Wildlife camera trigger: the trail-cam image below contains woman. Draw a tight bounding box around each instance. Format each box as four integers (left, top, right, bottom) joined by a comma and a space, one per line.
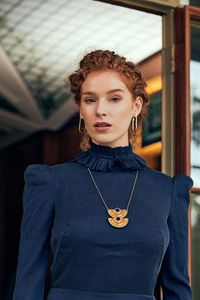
12, 50, 193, 300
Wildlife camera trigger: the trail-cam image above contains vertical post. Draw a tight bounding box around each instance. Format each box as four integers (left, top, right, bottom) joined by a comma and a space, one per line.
161, 8, 176, 176
175, 5, 192, 282
175, 6, 191, 176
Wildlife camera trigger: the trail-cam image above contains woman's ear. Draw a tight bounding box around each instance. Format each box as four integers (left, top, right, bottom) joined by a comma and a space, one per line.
132, 96, 143, 117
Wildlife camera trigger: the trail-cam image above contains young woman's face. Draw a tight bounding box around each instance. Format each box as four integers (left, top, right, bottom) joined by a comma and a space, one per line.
80, 70, 142, 148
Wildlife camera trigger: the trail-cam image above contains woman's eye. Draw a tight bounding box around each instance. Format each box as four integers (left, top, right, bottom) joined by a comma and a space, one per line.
84, 98, 95, 103
111, 97, 120, 102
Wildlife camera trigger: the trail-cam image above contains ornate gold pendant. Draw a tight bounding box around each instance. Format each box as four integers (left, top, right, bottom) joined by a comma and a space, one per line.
107, 208, 128, 228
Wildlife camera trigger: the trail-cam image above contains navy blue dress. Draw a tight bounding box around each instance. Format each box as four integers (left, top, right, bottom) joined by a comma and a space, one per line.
12, 138, 193, 300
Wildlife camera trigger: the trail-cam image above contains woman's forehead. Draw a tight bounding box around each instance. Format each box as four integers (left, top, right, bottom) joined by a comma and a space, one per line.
81, 70, 128, 92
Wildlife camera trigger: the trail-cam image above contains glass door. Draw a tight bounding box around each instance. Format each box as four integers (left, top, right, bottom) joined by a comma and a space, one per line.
175, 6, 200, 300
190, 17, 200, 300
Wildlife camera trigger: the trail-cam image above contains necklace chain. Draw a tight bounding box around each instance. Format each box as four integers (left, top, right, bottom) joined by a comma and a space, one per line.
87, 168, 139, 211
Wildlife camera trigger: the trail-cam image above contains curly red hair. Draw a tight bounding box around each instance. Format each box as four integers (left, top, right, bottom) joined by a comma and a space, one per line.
67, 50, 150, 151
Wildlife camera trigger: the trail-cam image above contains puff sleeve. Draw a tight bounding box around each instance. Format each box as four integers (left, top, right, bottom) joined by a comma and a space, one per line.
160, 174, 193, 300
12, 164, 54, 300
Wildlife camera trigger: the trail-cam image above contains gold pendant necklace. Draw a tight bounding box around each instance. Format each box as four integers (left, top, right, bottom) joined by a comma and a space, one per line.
87, 168, 139, 228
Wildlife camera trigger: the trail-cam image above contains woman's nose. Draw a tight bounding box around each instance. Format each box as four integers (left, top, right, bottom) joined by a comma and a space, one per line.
96, 100, 107, 116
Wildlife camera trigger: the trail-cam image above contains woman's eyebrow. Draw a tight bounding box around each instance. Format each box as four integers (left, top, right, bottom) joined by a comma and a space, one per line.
82, 89, 124, 96
107, 89, 124, 94
82, 91, 96, 96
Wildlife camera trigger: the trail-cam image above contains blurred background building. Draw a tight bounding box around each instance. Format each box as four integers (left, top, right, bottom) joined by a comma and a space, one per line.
0, 0, 199, 299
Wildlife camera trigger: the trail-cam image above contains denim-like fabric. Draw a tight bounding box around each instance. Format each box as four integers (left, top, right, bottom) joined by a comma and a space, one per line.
12, 139, 193, 300
46, 287, 156, 300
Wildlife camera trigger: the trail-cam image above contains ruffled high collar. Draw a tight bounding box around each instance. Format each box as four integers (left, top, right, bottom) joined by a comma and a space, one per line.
74, 138, 146, 172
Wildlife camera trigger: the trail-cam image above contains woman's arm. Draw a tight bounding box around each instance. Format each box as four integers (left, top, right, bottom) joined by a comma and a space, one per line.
159, 174, 193, 300
12, 164, 54, 300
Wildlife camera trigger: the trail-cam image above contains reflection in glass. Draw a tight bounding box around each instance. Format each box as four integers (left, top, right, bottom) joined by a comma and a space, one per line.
190, 22, 200, 188
191, 193, 200, 300
190, 0, 200, 8
142, 91, 161, 147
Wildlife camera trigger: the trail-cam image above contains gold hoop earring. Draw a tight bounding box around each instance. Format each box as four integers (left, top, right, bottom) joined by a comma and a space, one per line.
79, 116, 86, 133
131, 115, 137, 131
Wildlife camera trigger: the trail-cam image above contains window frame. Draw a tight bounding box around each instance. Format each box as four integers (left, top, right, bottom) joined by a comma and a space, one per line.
175, 3, 200, 284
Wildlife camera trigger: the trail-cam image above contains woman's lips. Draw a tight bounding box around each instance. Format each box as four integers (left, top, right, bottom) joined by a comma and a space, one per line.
94, 125, 112, 132
94, 122, 112, 126
93, 122, 112, 132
